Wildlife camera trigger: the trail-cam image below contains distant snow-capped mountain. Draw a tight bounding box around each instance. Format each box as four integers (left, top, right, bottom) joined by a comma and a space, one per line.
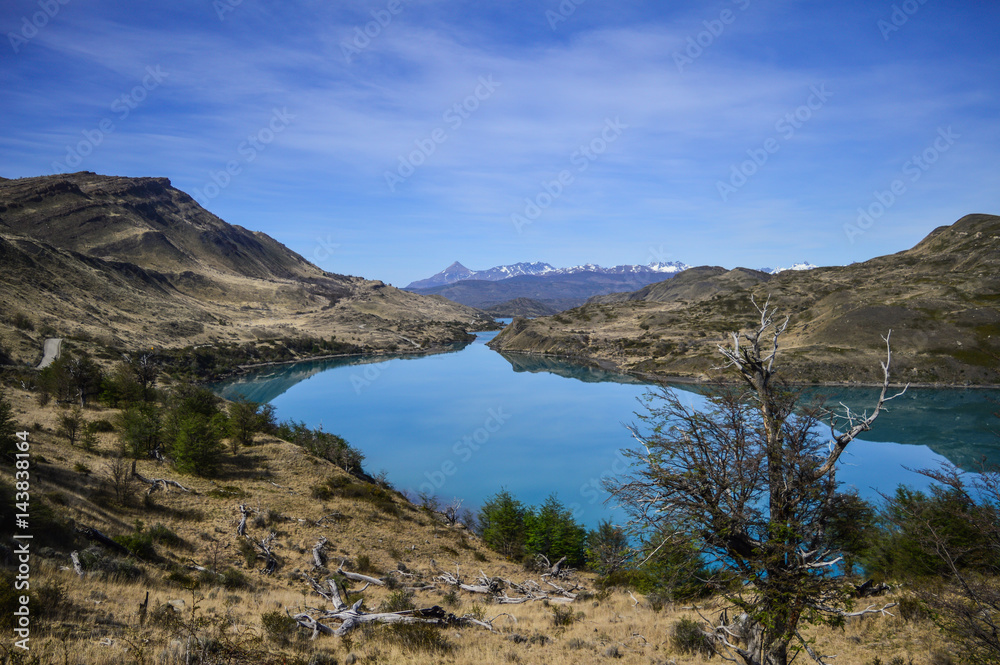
406, 260, 690, 289
759, 262, 819, 275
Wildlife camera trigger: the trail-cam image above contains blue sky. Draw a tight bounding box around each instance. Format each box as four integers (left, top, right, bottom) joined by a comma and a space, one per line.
2, 0, 998, 286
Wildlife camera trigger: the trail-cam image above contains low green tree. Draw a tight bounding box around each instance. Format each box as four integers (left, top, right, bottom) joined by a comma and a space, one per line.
116, 403, 162, 459
163, 382, 227, 476
478, 489, 528, 559
227, 397, 274, 453
57, 406, 85, 446
170, 411, 226, 477
524, 494, 587, 567
0, 390, 19, 461
585, 520, 632, 575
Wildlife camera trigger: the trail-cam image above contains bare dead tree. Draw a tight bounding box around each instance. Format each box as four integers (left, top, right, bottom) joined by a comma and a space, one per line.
106, 455, 138, 505
607, 297, 905, 665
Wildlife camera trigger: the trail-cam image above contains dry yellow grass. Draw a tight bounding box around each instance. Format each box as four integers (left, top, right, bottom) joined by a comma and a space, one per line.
3, 388, 956, 665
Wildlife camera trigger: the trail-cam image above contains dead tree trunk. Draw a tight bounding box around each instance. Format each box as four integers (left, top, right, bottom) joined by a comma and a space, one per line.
70, 551, 84, 577
131, 461, 191, 495
77, 526, 130, 556
338, 560, 384, 586
295, 575, 503, 638
312, 537, 328, 568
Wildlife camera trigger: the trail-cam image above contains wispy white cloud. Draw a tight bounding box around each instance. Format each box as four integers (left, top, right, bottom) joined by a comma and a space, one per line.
2, 1, 998, 284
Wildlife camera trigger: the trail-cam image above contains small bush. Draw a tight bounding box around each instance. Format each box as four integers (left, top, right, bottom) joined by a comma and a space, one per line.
355, 553, 374, 573
380, 622, 453, 654
11, 312, 34, 330
34, 578, 68, 620
671, 617, 714, 657
207, 485, 248, 499
78, 549, 145, 582
73, 462, 91, 474
90, 418, 116, 432
237, 540, 257, 568
148, 523, 184, 548
896, 595, 929, 622
552, 605, 575, 627
166, 569, 194, 587
219, 567, 253, 590
114, 529, 156, 560
261, 610, 298, 643
379, 590, 415, 613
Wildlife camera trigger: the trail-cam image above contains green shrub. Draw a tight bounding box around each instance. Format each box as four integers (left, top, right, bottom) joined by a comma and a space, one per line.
207, 485, 248, 499
551, 605, 575, 627
897, 595, 930, 623
379, 622, 453, 654
11, 311, 34, 331
148, 522, 184, 548
114, 524, 157, 560
379, 590, 415, 613
261, 610, 298, 643
671, 617, 714, 657
355, 553, 374, 573
78, 548, 146, 581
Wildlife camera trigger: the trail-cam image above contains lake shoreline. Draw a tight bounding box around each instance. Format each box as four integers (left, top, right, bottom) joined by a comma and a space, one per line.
500, 349, 1000, 390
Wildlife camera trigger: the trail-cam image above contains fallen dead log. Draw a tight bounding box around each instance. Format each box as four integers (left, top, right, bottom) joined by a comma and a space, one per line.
77, 526, 130, 556
291, 604, 497, 638
338, 560, 385, 587
315, 512, 349, 526
312, 537, 328, 568
131, 461, 191, 495
254, 532, 279, 574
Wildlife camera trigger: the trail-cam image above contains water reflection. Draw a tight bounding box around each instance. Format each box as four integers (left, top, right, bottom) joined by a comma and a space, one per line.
211, 340, 999, 526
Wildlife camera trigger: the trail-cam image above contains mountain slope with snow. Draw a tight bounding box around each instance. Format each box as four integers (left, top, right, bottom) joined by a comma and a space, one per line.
406, 260, 688, 289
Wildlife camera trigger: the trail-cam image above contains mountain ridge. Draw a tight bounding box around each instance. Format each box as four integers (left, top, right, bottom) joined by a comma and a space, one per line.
406, 259, 689, 289
489, 214, 1000, 386
0, 172, 494, 366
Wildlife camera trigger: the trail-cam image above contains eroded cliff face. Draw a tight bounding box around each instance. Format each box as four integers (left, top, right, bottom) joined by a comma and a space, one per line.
490, 214, 1000, 386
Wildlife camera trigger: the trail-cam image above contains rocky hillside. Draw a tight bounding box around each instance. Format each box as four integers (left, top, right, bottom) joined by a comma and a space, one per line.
483, 297, 559, 318
0, 172, 494, 366
490, 214, 1000, 385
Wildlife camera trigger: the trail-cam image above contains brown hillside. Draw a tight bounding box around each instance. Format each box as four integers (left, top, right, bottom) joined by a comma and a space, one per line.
0, 173, 494, 365
490, 214, 1000, 385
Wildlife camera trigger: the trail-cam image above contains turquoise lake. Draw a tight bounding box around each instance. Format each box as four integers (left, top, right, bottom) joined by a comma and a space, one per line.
214, 327, 1000, 528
